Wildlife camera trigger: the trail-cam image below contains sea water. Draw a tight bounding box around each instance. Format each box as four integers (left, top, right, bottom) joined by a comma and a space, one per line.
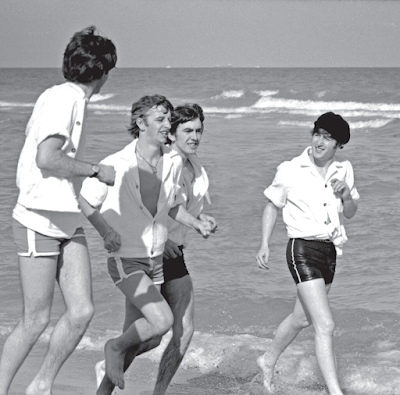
0, 67, 399, 394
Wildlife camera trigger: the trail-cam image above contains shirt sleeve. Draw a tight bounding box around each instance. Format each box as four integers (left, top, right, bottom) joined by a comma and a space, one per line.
34, 88, 76, 145
344, 161, 360, 201
263, 162, 290, 209
80, 176, 109, 208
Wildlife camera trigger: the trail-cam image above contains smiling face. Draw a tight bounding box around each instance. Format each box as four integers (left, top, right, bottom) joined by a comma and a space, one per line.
311, 128, 339, 165
139, 105, 171, 145
169, 118, 203, 158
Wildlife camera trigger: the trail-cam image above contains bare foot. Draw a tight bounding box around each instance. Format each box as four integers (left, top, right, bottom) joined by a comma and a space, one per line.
104, 340, 125, 390
26, 381, 52, 395
95, 360, 117, 395
256, 353, 275, 393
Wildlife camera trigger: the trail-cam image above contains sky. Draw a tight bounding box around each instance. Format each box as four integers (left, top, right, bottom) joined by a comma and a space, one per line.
1, 0, 400, 68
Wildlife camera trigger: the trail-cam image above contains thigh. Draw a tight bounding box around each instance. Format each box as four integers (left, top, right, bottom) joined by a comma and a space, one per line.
19, 255, 58, 315
57, 235, 92, 309
162, 275, 194, 324
117, 272, 170, 326
297, 279, 333, 326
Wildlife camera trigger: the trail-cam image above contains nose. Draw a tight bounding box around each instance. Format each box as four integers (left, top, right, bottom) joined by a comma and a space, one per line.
190, 130, 198, 140
164, 118, 171, 129
316, 135, 324, 146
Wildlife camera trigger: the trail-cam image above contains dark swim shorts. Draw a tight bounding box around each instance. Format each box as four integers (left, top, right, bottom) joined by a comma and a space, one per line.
286, 238, 336, 285
163, 246, 190, 282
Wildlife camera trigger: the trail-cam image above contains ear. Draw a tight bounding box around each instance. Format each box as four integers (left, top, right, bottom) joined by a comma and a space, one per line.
136, 117, 146, 131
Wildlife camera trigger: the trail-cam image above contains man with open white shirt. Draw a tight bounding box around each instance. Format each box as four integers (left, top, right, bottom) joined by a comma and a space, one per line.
79, 96, 215, 393
256, 112, 359, 395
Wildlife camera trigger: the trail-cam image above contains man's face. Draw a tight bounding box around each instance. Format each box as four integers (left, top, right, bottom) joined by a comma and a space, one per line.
141, 106, 171, 145
169, 118, 203, 157
311, 128, 338, 164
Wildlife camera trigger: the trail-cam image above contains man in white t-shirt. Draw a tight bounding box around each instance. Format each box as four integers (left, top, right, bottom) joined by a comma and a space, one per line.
0, 26, 117, 395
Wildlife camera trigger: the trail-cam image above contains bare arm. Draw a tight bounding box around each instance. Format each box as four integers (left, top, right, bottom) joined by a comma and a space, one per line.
78, 195, 121, 252
169, 204, 213, 238
256, 200, 279, 270
36, 135, 115, 185
331, 178, 358, 219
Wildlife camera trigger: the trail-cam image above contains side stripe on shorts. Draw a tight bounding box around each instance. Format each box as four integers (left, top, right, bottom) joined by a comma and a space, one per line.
290, 239, 302, 283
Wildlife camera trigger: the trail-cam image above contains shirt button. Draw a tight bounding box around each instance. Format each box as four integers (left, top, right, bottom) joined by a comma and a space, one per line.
136, 185, 139, 189
76, 121, 81, 126
324, 221, 327, 225
71, 148, 76, 153
325, 184, 327, 188
323, 203, 327, 206
139, 206, 143, 209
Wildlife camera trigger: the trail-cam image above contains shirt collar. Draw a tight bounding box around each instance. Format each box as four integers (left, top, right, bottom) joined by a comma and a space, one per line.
300, 146, 344, 172
119, 139, 181, 163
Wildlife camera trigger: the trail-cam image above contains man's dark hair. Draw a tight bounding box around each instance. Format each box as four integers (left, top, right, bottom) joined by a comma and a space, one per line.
170, 104, 204, 137
128, 95, 174, 139
62, 26, 117, 83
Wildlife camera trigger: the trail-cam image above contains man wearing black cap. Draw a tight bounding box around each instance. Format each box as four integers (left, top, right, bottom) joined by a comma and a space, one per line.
256, 112, 359, 395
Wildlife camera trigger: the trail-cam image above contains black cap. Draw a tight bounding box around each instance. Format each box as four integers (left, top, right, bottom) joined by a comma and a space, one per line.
314, 112, 350, 145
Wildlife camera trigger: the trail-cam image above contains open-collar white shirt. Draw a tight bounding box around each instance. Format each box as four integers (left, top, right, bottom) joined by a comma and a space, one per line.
264, 147, 360, 255
81, 139, 184, 258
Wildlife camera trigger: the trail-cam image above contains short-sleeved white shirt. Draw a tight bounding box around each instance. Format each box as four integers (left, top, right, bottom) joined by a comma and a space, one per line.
13, 82, 88, 237
167, 153, 209, 247
264, 147, 360, 255
80, 139, 185, 258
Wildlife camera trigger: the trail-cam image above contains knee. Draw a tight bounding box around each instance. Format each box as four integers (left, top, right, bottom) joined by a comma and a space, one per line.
69, 302, 94, 328
291, 314, 311, 331
315, 318, 335, 336
152, 310, 174, 337
23, 309, 51, 335
174, 318, 194, 350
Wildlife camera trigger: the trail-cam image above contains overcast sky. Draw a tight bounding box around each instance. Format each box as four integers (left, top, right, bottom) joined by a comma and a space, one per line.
1, 0, 399, 68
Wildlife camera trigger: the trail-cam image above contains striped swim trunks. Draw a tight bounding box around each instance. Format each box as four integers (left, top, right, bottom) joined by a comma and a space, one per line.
286, 238, 336, 285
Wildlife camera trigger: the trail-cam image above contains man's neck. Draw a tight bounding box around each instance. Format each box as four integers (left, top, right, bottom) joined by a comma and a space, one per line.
136, 138, 162, 160
73, 81, 97, 100
171, 144, 188, 163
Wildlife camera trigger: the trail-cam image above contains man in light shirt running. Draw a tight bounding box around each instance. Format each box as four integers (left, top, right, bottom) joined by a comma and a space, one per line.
79, 96, 216, 392
0, 26, 117, 395
256, 112, 359, 395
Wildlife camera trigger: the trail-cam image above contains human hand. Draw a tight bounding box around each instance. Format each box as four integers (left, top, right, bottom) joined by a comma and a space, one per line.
256, 245, 270, 270
163, 239, 182, 259
330, 178, 351, 201
193, 219, 213, 239
97, 164, 116, 186
198, 213, 218, 233
104, 229, 121, 253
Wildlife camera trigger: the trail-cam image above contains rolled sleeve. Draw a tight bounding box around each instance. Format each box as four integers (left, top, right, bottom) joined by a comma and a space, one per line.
344, 161, 360, 201
263, 162, 289, 209
80, 177, 108, 208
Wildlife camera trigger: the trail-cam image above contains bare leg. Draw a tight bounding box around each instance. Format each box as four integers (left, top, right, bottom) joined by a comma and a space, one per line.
258, 282, 333, 393
297, 280, 343, 395
26, 236, 94, 395
99, 274, 173, 391
153, 275, 194, 395
0, 255, 57, 395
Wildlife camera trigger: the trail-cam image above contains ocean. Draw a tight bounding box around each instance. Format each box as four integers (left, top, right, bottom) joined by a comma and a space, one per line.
0, 67, 399, 394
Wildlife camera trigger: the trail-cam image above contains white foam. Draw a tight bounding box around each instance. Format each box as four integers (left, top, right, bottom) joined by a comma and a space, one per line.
90, 93, 115, 102
212, 90, 245, 100
278, 119, 393, 130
